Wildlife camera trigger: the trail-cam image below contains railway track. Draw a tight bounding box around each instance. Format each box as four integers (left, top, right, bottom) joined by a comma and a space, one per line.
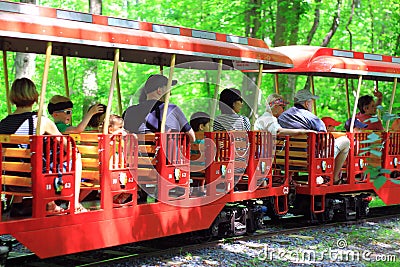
4, 205, 400, 267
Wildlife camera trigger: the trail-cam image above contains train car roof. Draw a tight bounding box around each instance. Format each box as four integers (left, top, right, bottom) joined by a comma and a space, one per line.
0, 1, 292, 70
268, 45, 400, 81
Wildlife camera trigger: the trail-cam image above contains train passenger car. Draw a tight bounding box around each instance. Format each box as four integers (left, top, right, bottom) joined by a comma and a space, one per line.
0, 0, 293, 258
267, 45, 400, 221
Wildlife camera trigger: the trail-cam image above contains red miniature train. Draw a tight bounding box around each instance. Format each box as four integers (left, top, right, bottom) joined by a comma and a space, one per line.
0, 1, 398, 260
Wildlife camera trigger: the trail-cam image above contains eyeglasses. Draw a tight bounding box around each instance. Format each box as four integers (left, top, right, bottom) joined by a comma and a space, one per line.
55, 110, 72, 115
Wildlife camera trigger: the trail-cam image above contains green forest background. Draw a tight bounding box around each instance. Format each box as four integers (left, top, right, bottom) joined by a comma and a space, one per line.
1, 0, 400, 130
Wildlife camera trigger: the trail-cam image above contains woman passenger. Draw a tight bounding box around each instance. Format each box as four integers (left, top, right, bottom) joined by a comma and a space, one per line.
0, 78, 87, 214
213, 88, 249, 183
213, 88, 250, 131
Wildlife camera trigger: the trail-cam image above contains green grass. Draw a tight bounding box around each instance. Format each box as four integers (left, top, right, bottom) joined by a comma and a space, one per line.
369, 196, 386, 208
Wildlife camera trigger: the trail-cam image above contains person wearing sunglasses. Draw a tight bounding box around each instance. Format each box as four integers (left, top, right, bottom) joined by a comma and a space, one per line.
48, 95, 104, 134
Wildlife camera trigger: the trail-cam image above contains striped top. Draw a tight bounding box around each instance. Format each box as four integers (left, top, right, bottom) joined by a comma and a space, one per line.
0, 112, 38, 135
213, 114, 251, 131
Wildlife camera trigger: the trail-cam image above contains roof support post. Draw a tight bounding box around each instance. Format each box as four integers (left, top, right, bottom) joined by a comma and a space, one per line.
274, 73, 279, 94
160, 54, 176, 133
386, 77, 398, 131
103, 48, 120, 134
375, 80, 381, 119
36, 42, 52, 135
116, 71, 122, 116
349, 75, 363, 133
210, 59, 223, 128
251, 63, 263, 129
2, 50, 11, 114
310, 76, 317, 115
345, 78, 350, 118
63, 56, 69, 97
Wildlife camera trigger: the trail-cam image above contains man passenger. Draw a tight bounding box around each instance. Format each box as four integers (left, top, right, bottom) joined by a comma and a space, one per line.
278, 89, 350, 184
255, 93, 315, 136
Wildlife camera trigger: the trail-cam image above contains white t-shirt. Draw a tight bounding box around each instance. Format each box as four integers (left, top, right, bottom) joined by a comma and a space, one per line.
254, 111, 281, 134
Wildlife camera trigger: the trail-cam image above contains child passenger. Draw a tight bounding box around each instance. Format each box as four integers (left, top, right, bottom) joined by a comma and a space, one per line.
104, 115, 132, 204
356, 90, 383, 130
189, 112, 210, 197
86, 103, 107, 131
47, 95, 104, 134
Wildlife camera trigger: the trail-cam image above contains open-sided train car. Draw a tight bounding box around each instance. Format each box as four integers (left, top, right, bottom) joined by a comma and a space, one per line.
268, 45, 400, 220
0, 0, 293, 258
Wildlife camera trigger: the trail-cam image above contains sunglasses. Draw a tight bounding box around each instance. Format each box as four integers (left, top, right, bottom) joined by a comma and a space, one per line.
55, 110, 72, 115
269, 98, 289, 107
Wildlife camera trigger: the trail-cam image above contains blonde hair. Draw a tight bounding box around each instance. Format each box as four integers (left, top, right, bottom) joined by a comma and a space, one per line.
9, 78, 39, 107
49, 95, 71, 104
109, 114, 124, 128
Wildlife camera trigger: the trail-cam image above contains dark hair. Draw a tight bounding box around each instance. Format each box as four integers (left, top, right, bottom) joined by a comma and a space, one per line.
190, 112, 210, 132
357, 95, 374, 114
219, 88, 242, 114
87, 104, 107, 128
144, 74, 177, 94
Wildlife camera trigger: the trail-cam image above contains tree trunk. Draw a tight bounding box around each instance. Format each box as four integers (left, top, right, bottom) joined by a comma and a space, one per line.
274, 0, 288, 47
321, 0, 341, 47
368, 1, 374, 52
395, 34, 400, 56
15, 53, 36, 79
274, 0, 303, 101
345, 0, 355, 50
15, 0, 36, 79
306, 0, 321, 45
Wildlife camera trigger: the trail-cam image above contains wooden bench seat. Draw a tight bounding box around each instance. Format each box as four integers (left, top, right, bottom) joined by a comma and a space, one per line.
274, 133, 335, 186
1, 135, 33, 194
137, 134, 158, 184
136, 133, 190, 201
275, 135, 309, 171
70, 133, 101, 197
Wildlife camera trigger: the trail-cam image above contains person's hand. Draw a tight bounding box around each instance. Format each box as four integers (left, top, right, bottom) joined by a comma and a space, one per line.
374, 89, 383, 99
112, 128, 127, 136
88, 104, 104, 115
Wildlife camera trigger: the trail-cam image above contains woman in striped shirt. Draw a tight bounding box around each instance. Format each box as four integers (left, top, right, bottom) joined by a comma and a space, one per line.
213, 88, 250, 131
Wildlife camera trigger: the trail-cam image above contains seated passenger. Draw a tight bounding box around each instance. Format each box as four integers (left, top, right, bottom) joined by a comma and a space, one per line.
99, 114, 127, 136
189, 112, 210, 196
321, 117, 342, 132
0, 78, 87, 214
278, 89, 350, 184
356, 91, 383, 130
101, 114, 132, 204
255, 93, 315, 136
344, 118, 368, 132
48, 95, 104, 134
124, 74, 195, 142
86, 103, 107, 131
213, 88, 250, 131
